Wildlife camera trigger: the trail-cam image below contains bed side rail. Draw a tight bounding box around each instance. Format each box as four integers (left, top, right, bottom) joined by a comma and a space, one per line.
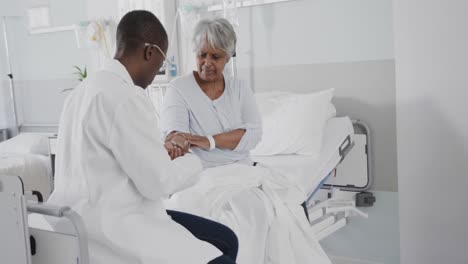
351, 119, 372, 191
322, 118, 372, 192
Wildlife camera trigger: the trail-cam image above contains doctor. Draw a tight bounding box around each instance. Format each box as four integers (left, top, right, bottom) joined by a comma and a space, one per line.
47, 10, 237, 264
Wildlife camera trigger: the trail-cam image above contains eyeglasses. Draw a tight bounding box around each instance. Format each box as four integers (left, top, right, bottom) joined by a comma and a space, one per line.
144, 43, 171, 72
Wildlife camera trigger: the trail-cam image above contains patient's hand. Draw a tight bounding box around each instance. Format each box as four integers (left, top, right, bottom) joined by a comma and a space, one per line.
178, 133, 210, 150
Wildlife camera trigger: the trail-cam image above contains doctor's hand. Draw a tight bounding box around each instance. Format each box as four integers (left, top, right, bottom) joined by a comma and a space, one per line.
164, 142, 185, 160
164, 133, 190, 158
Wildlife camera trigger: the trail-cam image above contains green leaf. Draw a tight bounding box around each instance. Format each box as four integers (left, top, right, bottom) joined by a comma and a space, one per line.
72, 65, 87, 82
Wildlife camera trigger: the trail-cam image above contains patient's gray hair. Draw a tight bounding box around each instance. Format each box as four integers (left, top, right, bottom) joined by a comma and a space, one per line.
192, 18, 237, 58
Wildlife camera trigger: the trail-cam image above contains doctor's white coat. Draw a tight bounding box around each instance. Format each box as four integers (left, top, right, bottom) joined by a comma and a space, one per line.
47, 59, 222, 264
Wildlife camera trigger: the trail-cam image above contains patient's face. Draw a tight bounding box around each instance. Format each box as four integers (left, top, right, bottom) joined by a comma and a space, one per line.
196, 42, 229, 82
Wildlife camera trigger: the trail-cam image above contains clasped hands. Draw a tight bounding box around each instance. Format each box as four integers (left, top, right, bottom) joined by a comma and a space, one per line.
164, 132, 211, 160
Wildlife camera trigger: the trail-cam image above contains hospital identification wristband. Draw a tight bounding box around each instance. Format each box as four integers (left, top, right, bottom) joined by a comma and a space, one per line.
207, 135, 216, 150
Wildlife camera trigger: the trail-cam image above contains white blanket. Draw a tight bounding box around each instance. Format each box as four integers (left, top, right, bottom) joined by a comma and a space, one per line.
166, 163, 331, 264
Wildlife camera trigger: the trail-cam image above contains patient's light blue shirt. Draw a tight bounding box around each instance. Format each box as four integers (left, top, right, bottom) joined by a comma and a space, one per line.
160, 72, 262, 168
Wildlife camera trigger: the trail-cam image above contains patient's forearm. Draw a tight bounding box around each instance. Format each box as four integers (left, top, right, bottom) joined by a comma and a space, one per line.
213, 129, 245, 150
170, 129, 246, 150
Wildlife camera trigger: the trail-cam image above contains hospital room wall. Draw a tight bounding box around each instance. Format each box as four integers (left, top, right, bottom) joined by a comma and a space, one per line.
393, 0, 468, 263
0, 0, 90, 134
234, 0, 397, 192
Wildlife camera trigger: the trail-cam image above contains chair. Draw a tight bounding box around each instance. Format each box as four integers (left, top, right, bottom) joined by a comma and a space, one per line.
0, 175, 89, 264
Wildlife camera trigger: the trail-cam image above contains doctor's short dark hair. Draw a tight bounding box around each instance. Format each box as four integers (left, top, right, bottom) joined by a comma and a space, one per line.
116, 10, 168, 55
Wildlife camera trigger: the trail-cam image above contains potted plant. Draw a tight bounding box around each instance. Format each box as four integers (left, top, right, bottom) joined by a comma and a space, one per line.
63, 65, 87, 92
73, 65, 87, 81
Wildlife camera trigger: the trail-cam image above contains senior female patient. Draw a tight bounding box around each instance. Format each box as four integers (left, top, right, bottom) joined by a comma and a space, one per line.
160, 18, 271, 263
160, 18, 262, 168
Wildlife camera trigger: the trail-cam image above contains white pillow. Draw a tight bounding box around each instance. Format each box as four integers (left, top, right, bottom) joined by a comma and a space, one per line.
0, 133, 50, 156
251, 88, 335, 157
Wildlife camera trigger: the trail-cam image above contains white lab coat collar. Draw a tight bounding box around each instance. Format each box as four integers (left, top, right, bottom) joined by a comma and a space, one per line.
101, 59, 150, 98
102, 59, 134, 86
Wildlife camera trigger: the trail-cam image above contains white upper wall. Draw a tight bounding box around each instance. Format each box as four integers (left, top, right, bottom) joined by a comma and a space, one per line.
179, 0, 393, 74
86, 0, 119, 21
236, 0, 394, 68
3, 0, 395, 80
394, 0, 468, 263
1, 0, 88, 80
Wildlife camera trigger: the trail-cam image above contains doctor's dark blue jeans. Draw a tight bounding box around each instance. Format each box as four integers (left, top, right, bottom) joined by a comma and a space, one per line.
166, 210, 238, 264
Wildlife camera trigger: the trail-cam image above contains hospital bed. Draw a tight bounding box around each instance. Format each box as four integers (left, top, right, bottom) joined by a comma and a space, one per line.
149, 86, 371, 241
252, 116, 370, 241
0, 133, 53, 201
0, 175, 89, 264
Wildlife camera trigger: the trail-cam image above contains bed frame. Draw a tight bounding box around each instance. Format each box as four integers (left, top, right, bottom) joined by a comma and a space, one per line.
305, 119, 373, 241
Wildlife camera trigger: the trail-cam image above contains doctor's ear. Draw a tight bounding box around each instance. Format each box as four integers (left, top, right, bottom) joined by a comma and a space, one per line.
143, 45, 153, 61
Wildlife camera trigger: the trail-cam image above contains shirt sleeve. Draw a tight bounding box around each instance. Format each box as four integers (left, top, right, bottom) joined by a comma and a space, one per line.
108, 95, 202, 199
160, 84, 191, 139
233, 81, 263, 152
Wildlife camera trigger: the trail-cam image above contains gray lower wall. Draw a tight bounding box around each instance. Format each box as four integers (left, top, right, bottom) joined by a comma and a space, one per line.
0, 78, 76, 135
239, 59, 397, 192
0, 80, 18, 135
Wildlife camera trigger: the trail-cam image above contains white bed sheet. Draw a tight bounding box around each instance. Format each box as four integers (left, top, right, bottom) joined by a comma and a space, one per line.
0, 153, 52, 200
165, 118, 353, 264
252, 116, 354, 196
